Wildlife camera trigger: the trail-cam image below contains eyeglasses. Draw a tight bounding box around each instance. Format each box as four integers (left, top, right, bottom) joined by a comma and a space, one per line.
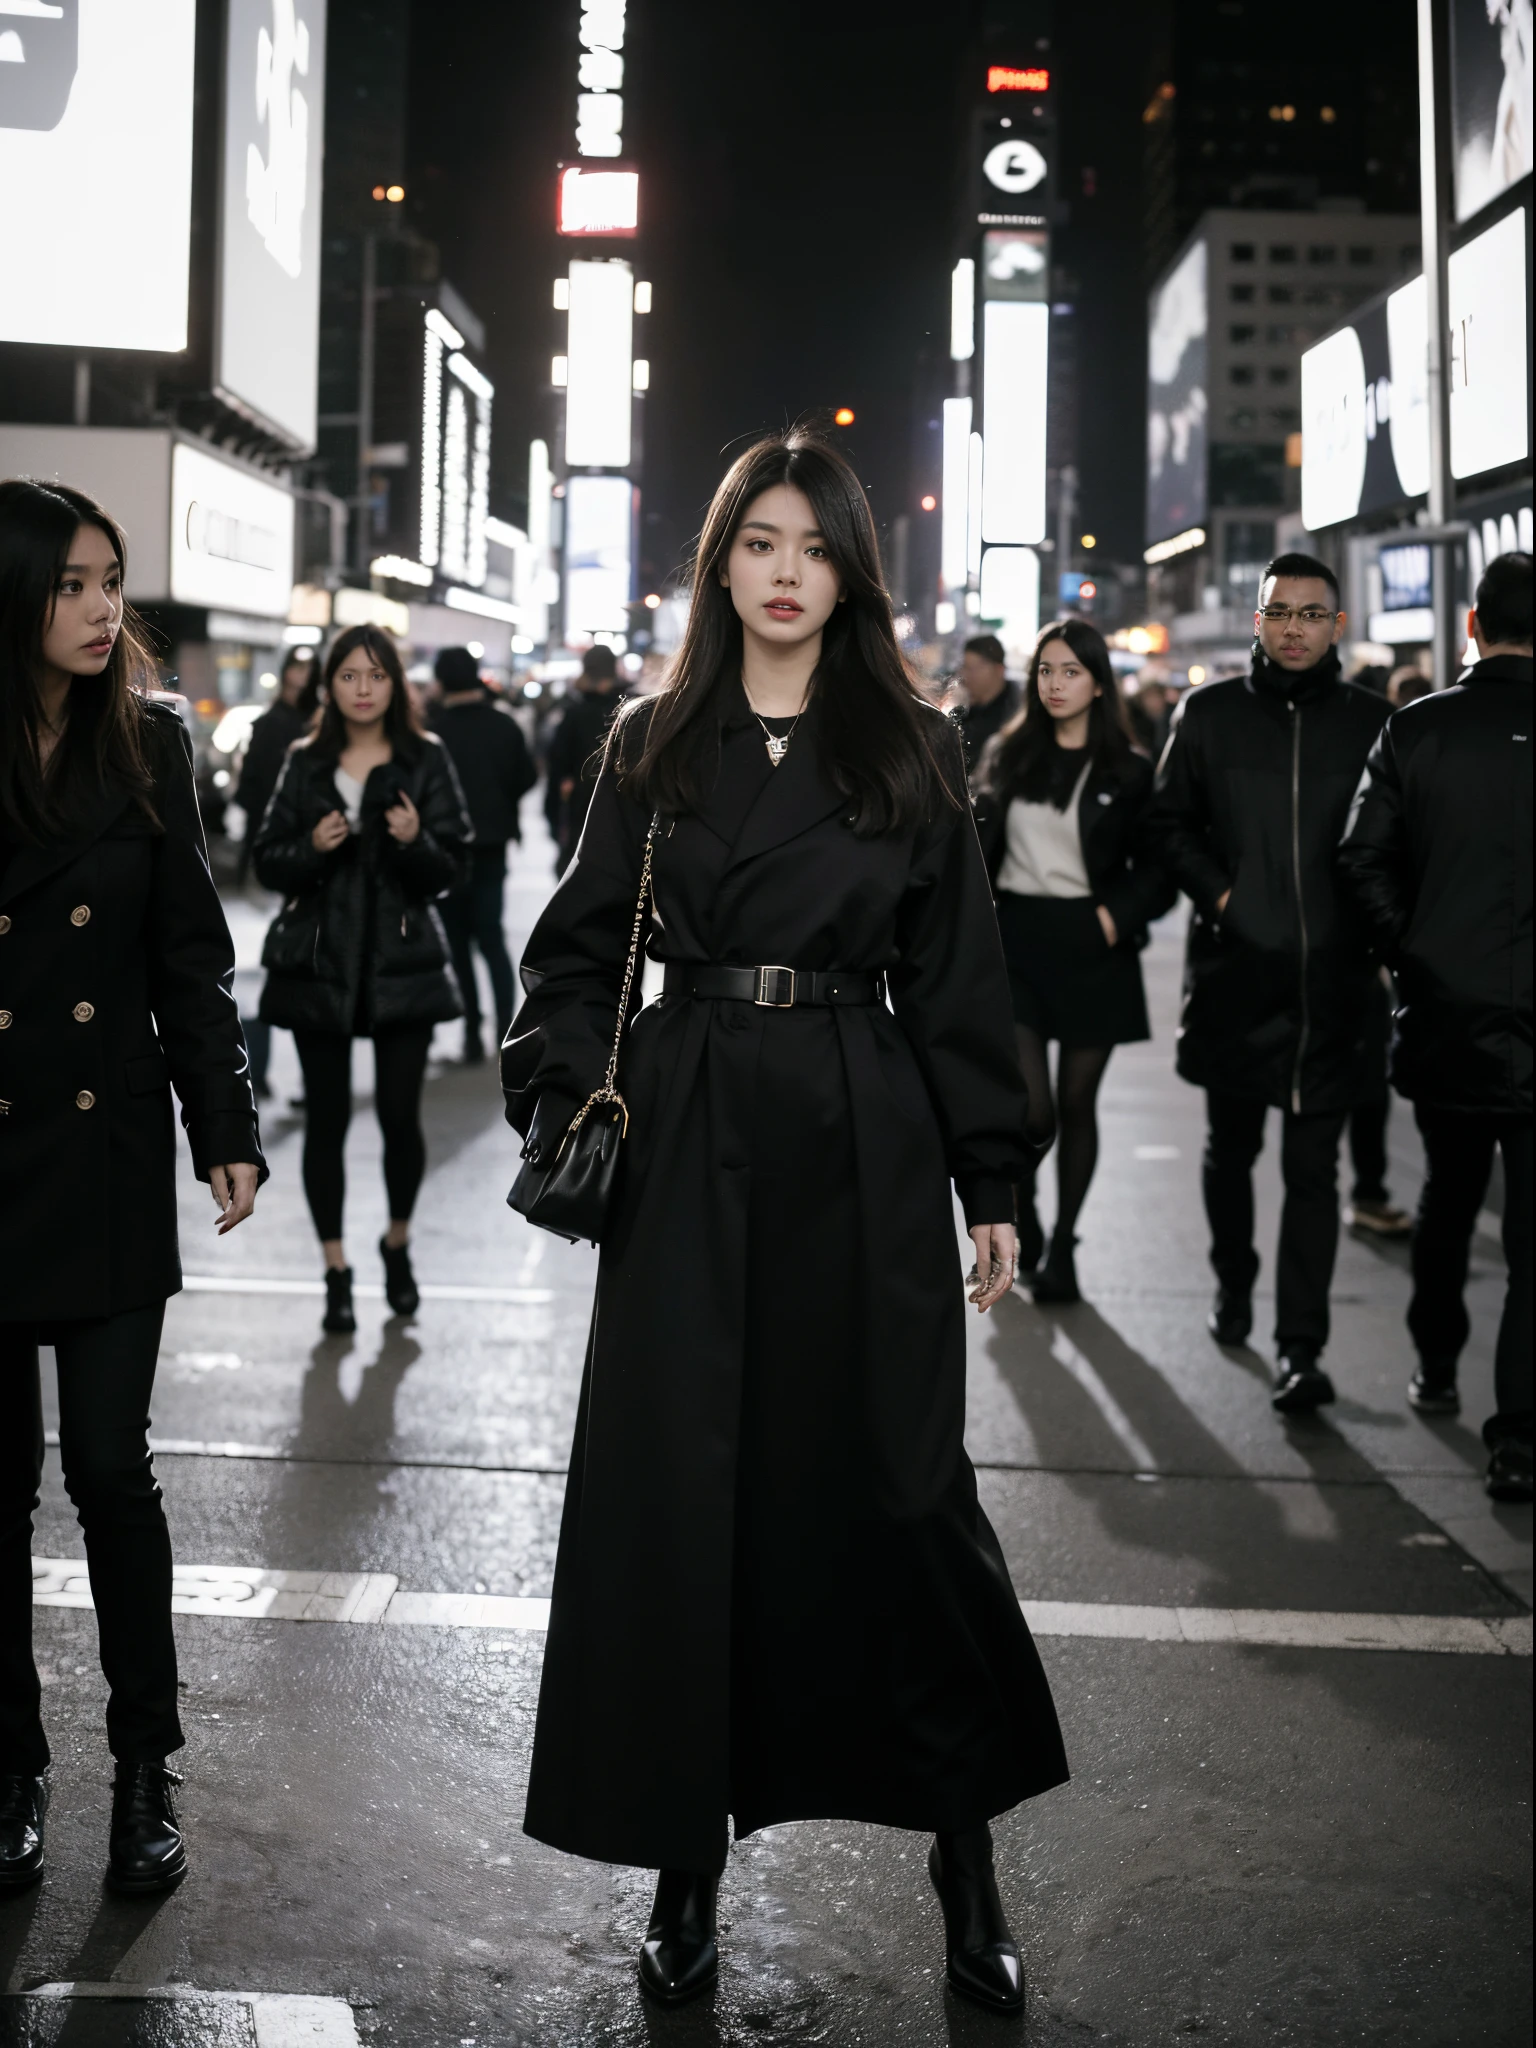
1258, 605, 1337, 626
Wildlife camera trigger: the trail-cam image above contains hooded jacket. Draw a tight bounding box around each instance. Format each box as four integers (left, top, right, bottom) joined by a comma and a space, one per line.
1337, 653, 1532, 1113
1146, 646, 1389, 1112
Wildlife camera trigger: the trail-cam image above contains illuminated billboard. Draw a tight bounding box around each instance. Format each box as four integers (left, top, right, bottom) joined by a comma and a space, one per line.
565, 259, 633, 469
418, 306, 493, 587
215, 0, 327, 451
1146, 237, 1208, 545
1448, 206, 1529, 479
558, 164, 639, 236
565, 473, 632, 634
1452, 0, 1534, 222
0, 0, 196, 350
980, 300, 1048, 544
170, 441, 295, 617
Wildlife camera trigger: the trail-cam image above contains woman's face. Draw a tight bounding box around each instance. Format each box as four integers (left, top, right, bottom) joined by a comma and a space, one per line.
1035, 638, 1100, 723
279, 655, 312, 705
329, 647, 393, 728
40, 522, 122, 682
720, 484, 843, 649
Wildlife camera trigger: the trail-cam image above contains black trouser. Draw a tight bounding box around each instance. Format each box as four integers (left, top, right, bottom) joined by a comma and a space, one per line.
1409, 1106, 1533, 1446
0, 1302, 182, 1774
1203, 1092, 1349, 1354
441, 843, 516, 1042
1348, 1092, 1391, 1204
293, 1025, 435, 1242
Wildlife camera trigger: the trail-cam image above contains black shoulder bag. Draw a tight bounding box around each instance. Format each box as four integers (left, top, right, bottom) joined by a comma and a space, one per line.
507, 815, 658, 1244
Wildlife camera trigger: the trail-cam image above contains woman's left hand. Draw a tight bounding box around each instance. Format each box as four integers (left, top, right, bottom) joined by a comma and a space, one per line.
211, 1162, 259, 1234
385, 790, 421, 843
967, 1221, 1018, 1313
1095, 903, 1118, 948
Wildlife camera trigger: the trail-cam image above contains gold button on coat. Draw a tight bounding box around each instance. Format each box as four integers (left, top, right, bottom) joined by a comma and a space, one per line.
70, 905, 90, 927
73, 1001, 95, 1022
75, 1089, 96, 1110
0, 915, 11, 933
0, 1011, 11, 1028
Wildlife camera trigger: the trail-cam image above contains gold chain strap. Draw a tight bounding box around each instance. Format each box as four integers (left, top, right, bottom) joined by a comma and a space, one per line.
563, 814, 658, 1144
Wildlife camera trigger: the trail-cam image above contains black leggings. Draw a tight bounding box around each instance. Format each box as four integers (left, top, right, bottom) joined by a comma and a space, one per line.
293, 1025, 434, 1242
0, 1302, 182, 1772
1015, 1026, 1115, 1242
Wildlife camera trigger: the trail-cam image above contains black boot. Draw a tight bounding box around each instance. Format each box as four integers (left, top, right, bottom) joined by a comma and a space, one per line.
928, 1826, 1024, 2015
1015, 1190, 1045, 1274
1408, 1358, 1460, 1415
461, 1024, 485, 1065
1029, 1232, 1080, 1304
379, 1235, 420, 1317
637, 1869, 719, 2005
1271, 1346, 1336, 1414
0, 1773, 47, 1892
107, 1762, 187, 1894
1207, 1286, 1253, 1346
322, 1265, 355, 1334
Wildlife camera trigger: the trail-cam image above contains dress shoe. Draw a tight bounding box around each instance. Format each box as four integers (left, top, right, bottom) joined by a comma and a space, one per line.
928, 1826, 1025, 2016
1408, 1362, 1460, 1416
379, 1235, 420, 1317
1485, 1440, 1534, 1504
1029, 1234, 1080, 1305
107, 1762, 187, 1894
0, 1773, 47, 1892
1271, 1349, 1336, 1413
322, 1265, 356, 1335
1208, 1287, 1252, 1346
637, 1869, 719, 2005
1345, 1196, 1412, 1237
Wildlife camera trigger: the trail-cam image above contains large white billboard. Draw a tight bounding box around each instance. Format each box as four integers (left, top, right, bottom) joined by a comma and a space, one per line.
171, 441, 295, 617
1146, 237, 1207, 545
565, 259, 633, 469
979, 300, 1048, 545
565, 473, 631, 634
0, 0, 196, 350
1452, 0, 1534, 222
216, 0, 327, 450
1448, 205, 1529, 479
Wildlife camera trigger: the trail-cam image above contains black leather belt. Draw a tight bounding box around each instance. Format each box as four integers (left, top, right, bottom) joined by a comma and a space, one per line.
663, 963, 884, 1008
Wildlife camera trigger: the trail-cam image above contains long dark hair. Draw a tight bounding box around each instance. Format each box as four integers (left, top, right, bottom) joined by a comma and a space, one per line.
620, 430, 961, 834
0, 477, 159, 843
310, 626, 422, 759
978, 617, 1133, 809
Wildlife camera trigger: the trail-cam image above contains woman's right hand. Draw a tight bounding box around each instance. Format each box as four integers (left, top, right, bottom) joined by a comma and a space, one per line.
312, 809, 349, 853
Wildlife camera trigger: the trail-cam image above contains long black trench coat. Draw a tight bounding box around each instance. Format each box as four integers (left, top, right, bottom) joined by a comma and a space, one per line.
502, 683, 1068, 1874
0, 699, 265, 1321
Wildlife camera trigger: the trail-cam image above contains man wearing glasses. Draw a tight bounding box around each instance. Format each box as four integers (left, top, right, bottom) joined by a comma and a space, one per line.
1149, 553, 1389, 1412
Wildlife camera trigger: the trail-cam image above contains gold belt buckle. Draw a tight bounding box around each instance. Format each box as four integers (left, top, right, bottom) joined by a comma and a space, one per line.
754, 965, 797, 1007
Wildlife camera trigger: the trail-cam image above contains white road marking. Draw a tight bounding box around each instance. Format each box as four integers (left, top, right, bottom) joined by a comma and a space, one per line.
27, 1984, 359, 2045
180, 1274, 554, 1305
1133, 1144, 1181, 1160
1047, 1326, 1160, 1470
32, 1556, 1529, 1655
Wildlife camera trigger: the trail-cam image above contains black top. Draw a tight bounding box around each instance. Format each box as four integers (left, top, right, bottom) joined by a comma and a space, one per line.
1338, 652, 1532, 1114
429, 696, 538, 847
954, 681, 1022, 774
236, 697, 310, 840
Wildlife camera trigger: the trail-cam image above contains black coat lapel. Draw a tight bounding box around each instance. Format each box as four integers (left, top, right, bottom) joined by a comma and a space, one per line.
725, 701, 848, 871
0, 778, 134, 908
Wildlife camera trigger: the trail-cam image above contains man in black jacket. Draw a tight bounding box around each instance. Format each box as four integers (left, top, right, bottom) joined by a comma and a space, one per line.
546, 644, 625, 874
954, 633, 1022, 775
429, 648, 538, 1063
1148, 552, 1389, 1412
1338, 552, 1532, 1501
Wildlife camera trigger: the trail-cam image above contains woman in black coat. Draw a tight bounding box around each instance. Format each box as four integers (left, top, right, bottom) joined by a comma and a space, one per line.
973, 618, 1174, 1303
253, 625, 470, 1333
0, 479, 264, 1898
502, 434, 1067, 2015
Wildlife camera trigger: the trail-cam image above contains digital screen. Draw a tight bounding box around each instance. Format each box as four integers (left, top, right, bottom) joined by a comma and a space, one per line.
940, 397, 972, 593
978, 546, 1040, 662
0, 0, 196, 349
1451, 0, 1533, 222
1299, 325, 1367, 530
418, 310, 493, 588
980, 300, 1048, 545
1379, 543, 1432, 612
170, 440, 295, 617
1146, 238, 1207, 545
1448, 205, 1529, 480
987, 65, 1049, 93
564, 259, 633, 469
558, 164, 639, 235
565, 473, 632, 635
215, 0, 328, 451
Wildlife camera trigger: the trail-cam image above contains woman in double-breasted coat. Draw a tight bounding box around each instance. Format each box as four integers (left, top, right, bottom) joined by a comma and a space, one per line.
502, 434, 1068, 2015
0, 479, 263, 1901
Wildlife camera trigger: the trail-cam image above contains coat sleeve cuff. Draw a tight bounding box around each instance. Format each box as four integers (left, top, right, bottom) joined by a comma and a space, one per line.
956, 1175, 1016, 1229
185, 1113, 269, 1186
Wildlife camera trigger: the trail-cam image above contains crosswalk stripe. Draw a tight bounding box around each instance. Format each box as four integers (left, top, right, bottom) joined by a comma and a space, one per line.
179, 1273, 554, 1304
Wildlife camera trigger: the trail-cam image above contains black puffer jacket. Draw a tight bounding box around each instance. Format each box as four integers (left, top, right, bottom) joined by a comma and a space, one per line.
1146, 649, 1389, 1112
973, 748, 1176, 946
1337, 654, 1532, 1113
252, 735, 472, 1034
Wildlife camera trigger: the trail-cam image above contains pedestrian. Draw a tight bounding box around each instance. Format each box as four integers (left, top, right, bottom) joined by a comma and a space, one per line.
953, 632, 1022, 772
235, 645, 320, 1098
1124, 672, 1171, 758
428, 647, 537, 1063
502, 432, 1067, 2014
973, 617, 1174, 1301
1388, 663, 1432, 708
545, 643, 625, 874
252, 626, 471, 1335
1338, 551, 1532, 1502
1342, 976, 1412, 1239
1146, 552, 1390, 1412
0, 478, 264, 1897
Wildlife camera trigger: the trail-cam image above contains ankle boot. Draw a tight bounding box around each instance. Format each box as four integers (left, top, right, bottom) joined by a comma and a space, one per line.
1029, 1231, 1081, 1304
1015, 1194, 1045, 1274
322, 1265, 355, 1334
379, 1235, 419, 1317
107, 1761, 187, 1894
928, 1825, 1024, 2015
637, 1868, 719, 2005
0, 1772, 47, 1891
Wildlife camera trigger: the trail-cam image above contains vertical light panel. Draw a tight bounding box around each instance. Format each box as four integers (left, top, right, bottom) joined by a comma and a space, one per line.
980, 299, 1049, 544
448, 353, 494, 586
979, 546, 1040, 662
967, 433, 984, 579
419, 326, 444, 567
950, 258, 976, 360
565, 473, 632, 633
940, 397, 972, 593
565, 259, 633, 468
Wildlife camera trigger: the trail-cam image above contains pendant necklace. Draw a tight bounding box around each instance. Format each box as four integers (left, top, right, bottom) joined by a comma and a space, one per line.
743, 676, 805, 767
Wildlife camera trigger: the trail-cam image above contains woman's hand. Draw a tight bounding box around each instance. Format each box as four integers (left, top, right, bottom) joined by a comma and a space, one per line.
967, 1221, 1018, 1313
210, 1163, 259, 1234
385, 790, 421, 843
1095, 903, 1118, 948
312, 809, 349, 853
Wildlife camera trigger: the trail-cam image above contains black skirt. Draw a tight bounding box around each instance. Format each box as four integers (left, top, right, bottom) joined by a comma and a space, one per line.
997, 891, 1151, 1047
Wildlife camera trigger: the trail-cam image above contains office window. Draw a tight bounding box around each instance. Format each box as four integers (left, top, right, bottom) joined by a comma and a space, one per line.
1230, 365, 1256, 385
1307, 245, 1337, 264
1228, 406, 1258, 428
1269, 243, 1297, 263
1266, 323, 1295, 343
1231, 241, 1256, 261
1268, 405, 1300, 427
1230, 323, 1256, 343
1267, 364, 1291, 384
1267, 284, 1295, 304
1347, 245, 1375, 265
1230, 283, 1256, 303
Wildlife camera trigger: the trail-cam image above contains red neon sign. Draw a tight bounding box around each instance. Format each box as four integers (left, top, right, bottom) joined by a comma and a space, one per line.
987, 65, 1049, 93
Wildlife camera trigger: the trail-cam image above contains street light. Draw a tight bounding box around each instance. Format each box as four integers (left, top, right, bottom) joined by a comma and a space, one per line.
834, 407, 855, 426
